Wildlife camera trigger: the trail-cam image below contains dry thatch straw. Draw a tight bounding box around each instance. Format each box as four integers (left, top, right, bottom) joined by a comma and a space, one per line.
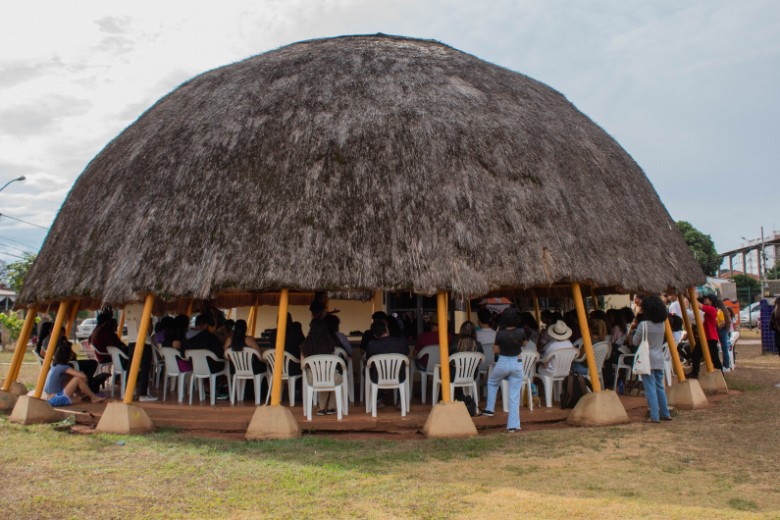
19, 34, 704, 307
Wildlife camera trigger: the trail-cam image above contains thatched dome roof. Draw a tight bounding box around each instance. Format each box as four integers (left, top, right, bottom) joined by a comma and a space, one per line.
20, 34, 704, 306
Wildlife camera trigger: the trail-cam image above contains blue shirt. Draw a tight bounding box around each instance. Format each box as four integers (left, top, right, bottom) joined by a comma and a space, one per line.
44, 364, 71, 394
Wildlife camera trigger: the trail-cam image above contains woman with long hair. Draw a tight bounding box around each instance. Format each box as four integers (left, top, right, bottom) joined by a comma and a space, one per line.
224, 319, 265, 375
300, 320, 341, 415
450, 321, 480, 354
44, 339, 105, 404
633, 295, 672, 423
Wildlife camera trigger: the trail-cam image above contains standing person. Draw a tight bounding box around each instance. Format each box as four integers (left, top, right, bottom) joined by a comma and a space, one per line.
690, 294, 723, 378
482, 308, 525, 433
715, 298, 732, 372
632, 295, 672, 423
770, 300, 780, 388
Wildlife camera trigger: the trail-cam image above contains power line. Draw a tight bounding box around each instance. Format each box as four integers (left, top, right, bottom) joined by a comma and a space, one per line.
0, 213, 49, 230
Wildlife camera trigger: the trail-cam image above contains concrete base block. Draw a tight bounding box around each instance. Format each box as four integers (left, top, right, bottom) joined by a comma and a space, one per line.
667, 379, 709, 410
95, 402, 154, 434
0, 389, 19, 411
10, 382, 28, 395
9, 395, 66, 425
422, 401, 478, 438
566, 391, 630, 427
245, 406, 301, 440
698, 370, 729, 394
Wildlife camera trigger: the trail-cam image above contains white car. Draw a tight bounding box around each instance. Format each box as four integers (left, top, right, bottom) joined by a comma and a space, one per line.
739, 302, 761, 328
76, 318, 97, 339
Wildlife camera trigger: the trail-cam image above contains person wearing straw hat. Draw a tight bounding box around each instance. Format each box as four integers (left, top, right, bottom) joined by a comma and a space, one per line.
482, 307, 526, 433
540, 320, 573, 364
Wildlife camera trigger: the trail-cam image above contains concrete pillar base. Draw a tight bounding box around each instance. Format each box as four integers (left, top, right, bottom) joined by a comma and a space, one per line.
422, 401, 478, 438
0, 389, 20, 411
666, 379, 709, 410
9, 395, 66, 425
245, 406, 301, 440
566, 390, 630, 427
95, 402, 154, 434
698, 370, 729, 394
10, 382, 28, 395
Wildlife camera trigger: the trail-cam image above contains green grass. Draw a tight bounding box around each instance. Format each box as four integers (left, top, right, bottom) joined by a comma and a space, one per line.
2, 345, 780, 519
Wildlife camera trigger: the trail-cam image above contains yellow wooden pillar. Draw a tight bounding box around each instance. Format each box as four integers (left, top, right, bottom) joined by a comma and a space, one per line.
2, 307, 37, 391
270, 289, 289, 406
250, 296, 259, 336
678, 293, 696, 350
466, 299, 472, 323
33, 300, 70, 399
436, 291, 452, 402
65, 299, 79, 339
533, 292, 541, 327
226, 308, 233, 320
687, 287, 714, 373
664, 319, 686, 382
117, 307, 126, 339
186, 298, 194, 317
590, 288, 599, 312
122, 294, 155, 404
372, 290, 383, 314
571, 283, 601, 392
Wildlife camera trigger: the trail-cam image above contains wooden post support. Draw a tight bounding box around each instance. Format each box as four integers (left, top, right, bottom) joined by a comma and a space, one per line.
533, 292, 541, 327
186, 298, 194, 317
122, 294, 155, 403
590, 288, 599, 312
65, 299, 79, 339
678, 292, 696, 350
664, 319, 686, 383
437, 291, 452, 402
117, 308, 126, 340
687, 287, 714, 373
270, 288, 289, 406
571, 283, 601, 392
372, 290, 383, 314
250, 296, 259, 337
33, 300, 70, 398
2, 307, 37, 391
466, 298, 472, 324
226, 308, 233, 320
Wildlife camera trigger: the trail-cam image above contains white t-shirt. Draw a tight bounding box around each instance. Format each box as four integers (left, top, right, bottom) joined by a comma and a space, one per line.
542, 339, 573, 359
668, 300, 681, 317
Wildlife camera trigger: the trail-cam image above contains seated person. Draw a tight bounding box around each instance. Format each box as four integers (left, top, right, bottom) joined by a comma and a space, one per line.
323, 313, 353, 356
365, 321, 408, 386
519, 312, 540, 353
475, 309, 497, 352
538, 320, 573, 375
300, 320, 342, 416
224, 319, 265, 375
571, 319, 607, 376
412, 316, 451, 371
44, 340, 105, 404
183, 313, 226, 375
35, 322, 54, 358
90, 310, 157, 402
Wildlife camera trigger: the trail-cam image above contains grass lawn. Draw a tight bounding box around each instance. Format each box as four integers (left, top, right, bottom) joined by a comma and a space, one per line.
2, 345, 780, 519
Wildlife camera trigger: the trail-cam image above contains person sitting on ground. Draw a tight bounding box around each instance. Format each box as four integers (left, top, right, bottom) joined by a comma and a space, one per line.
44, 340, 105, 405
90, 310, 157, 402
300, 319, 342, 416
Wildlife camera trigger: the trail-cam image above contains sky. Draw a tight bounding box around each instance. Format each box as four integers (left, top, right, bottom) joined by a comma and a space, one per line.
1, 0, 778, 274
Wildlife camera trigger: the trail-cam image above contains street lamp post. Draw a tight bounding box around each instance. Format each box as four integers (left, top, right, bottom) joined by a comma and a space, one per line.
0, 176, 25, 193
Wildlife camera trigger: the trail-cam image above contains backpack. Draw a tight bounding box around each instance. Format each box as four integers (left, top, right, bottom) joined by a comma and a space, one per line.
457, 394, 479, 417
560, 373, 591, 409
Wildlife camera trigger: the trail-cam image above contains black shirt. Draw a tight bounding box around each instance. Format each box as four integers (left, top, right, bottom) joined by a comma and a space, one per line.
182, 330, 224, 359
494, 328, 526, 357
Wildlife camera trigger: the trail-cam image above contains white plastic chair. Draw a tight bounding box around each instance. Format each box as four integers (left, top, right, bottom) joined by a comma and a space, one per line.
729, 330, 739, 370
613, 351, 636, 392
334, 346, 355, 403
150, 343, 164, 389
302, 354, 349, 420
106, 346, 129, 398
432, 352, 483, 403
186, 349, 231, 406
487, 351, 539, 413
82, 341, 113, 375
365, 354, 409, 417
536, 347, 578, 407
478, 342, 494, 381
414, 345, 441, 404
575, 341, 610, 388
262, 350, 302, 406
160, 347, 191, 403
226, 348, 269, 406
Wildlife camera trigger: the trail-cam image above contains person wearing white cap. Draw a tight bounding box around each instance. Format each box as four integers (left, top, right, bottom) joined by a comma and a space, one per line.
539, 320, 573, 367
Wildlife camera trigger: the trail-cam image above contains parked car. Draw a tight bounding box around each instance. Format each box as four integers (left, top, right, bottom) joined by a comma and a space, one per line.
739, 302, 761, 328
76, 318, 97, 339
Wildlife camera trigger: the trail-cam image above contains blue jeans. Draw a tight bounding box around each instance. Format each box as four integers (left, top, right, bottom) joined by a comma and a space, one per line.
641, 369, 670, 422
718, 329, 731, 369
486, 355, 523, 430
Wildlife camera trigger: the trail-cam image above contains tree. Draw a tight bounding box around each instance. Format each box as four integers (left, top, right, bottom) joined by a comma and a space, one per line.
767, 259, 780, 280
676, 221, 720, 276
4, 253, 37, 294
